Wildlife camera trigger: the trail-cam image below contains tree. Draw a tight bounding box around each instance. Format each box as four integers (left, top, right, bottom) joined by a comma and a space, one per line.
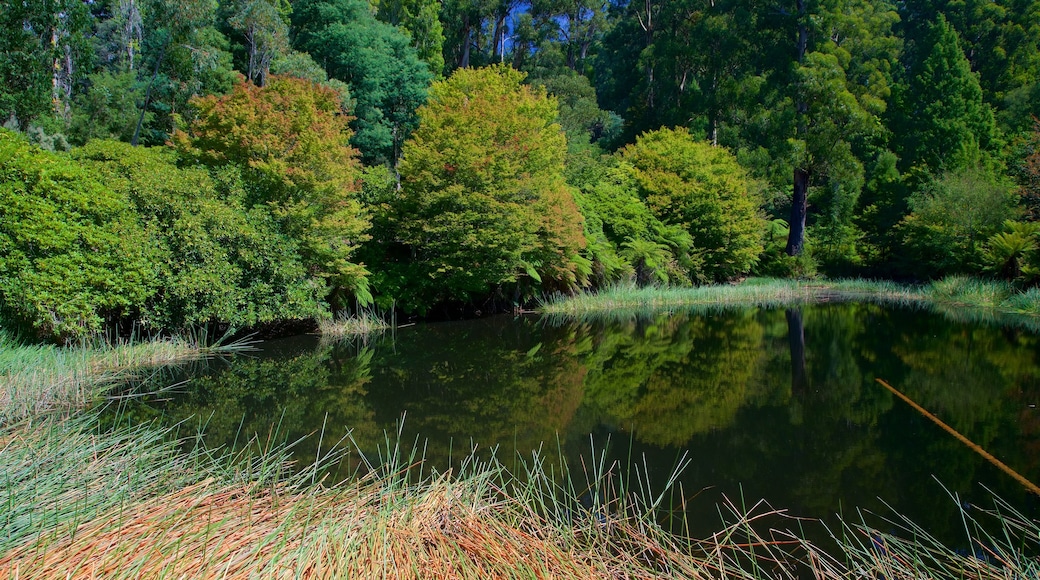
0, 0, 92, 127
891, 14, 997, 176
226, 0, 291, 87
898, 164, 1018, 275
292, 0, 432, 165
130, 0, 237, 145
0, 130, 156, 340
620, 127, 764, 281
375, 64, 588, 312
73, 140, 325, 330
373, 0, 446, 76
173, 75, 371, 307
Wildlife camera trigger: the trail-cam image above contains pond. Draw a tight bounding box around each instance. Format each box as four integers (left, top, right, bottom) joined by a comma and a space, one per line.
120, 302, 1040, 549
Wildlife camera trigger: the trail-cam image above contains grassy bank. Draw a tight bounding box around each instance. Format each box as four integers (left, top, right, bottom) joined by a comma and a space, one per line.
2, 410, 1037, 578
0, 329, 258, 425
540, 276, 1040, 325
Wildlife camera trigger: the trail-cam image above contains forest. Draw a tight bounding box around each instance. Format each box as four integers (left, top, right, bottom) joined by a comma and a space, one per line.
2, 0, 1040, 341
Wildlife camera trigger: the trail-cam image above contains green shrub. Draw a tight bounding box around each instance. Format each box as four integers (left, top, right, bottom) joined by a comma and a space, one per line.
73, 140, 326, 330
0, 130, 157, 340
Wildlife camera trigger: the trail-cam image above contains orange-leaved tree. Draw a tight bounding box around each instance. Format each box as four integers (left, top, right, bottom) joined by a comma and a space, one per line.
174, 75, 371, 307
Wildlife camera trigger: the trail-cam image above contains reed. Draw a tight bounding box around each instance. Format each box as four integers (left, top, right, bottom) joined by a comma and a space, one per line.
540, 278, 927, 318
317, 310, 391, 339
0, 330, 251, 425
0, 416, 818, 579
3, 410, 1038, 578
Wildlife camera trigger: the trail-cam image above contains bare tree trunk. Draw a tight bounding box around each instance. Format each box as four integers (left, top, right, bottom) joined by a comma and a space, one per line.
460, 16, 472, 68
785, 167, 810, 255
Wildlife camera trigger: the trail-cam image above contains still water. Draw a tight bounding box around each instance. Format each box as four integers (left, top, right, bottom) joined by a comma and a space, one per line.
126, 303, 1040, 546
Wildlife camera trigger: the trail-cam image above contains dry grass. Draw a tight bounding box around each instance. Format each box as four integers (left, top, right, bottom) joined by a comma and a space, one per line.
2, 411, 1038, 579
0, 413, 822, 580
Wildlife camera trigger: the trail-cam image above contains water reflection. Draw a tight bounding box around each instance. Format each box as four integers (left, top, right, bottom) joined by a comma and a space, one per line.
134, 303, 1040, 545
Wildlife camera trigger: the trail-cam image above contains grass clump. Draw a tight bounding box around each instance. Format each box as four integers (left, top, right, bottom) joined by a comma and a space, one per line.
540, 278, 927, 318
318, 310, 391, 338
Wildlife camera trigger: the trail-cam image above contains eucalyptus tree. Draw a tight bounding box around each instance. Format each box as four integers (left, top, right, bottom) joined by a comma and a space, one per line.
0, 0, 92, 128
768, 0, 900, 258
226, 0, 291, 86
373, 0, 446, 76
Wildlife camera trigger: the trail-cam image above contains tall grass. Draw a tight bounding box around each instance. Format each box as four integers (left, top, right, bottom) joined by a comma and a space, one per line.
2, 409, 1037, 578
0, 415, 819, 579
0, 330, 251, 425
540, 278, 926, 318
317, 310, 391, 339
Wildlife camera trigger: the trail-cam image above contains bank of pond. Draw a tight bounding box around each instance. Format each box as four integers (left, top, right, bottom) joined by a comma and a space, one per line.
3, 283, 1040, 577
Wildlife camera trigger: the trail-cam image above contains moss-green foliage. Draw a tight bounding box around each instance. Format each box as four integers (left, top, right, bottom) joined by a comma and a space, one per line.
373, 64, 588, 312
898, 164, 1018, 276
0, 130, 156, 340
73, 140, 325, 330
620, 127, 765, 281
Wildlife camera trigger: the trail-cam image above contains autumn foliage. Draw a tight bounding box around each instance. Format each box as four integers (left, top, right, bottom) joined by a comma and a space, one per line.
174, 76, 371, 304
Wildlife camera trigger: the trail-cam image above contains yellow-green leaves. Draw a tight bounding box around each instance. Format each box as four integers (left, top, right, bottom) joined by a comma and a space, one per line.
0, 130, 157, 340
377, 65, 587, 312
621, 127, 765, 281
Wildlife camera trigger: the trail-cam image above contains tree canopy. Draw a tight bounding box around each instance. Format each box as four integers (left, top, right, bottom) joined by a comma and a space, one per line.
370, 64, 588, 312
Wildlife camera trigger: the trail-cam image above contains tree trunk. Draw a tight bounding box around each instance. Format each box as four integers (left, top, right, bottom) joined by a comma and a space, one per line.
786, 308, 807, 395
460, 17, 472, 68
785, 0, 810, 256
785, 167, 809, 255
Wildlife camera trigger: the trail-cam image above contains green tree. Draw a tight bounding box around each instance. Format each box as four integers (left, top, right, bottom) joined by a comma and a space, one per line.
0, 130, 156, 340
131, 0, 237, 145
0, 0, 92, 127
174, 75, 371, 307
73, 140, 325, 330
373, 0, 446, 76
375, 64, 588, 312
226, 0, 291, 87
620, 127, 764, 281
69, 70, 147, 144
292, 0, 432, 165
575, 159, 694, 285
891, 14, 997, 176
